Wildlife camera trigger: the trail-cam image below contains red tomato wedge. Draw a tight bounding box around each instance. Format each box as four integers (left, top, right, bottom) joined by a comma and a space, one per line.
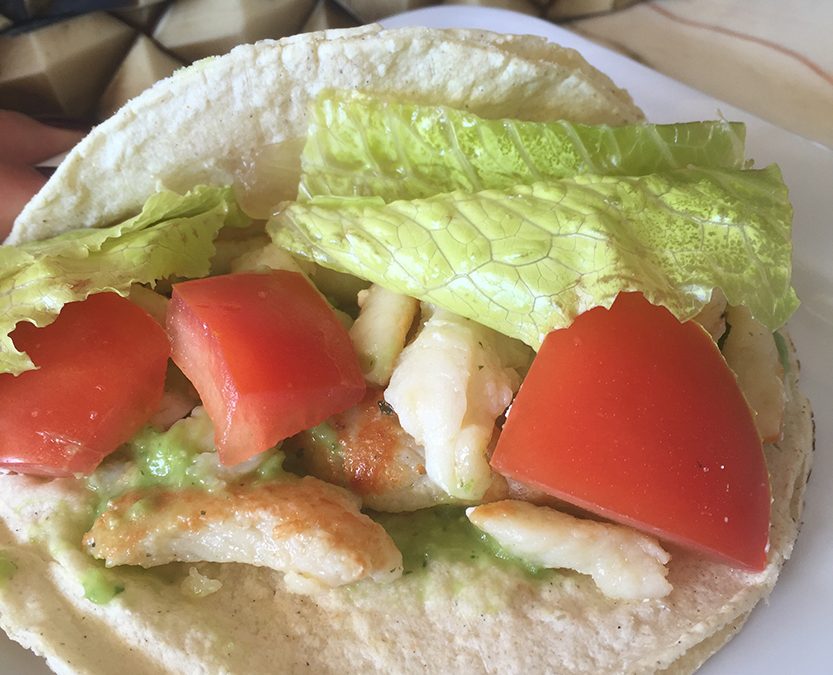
0, 293, 170, 477
167, 271, 366, 466
491, 292, 770, 571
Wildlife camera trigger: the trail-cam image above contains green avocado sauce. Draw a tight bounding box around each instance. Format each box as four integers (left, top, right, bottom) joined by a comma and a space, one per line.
83, 414, 545, 603
255, 452, 286, 481
372, 506, 546, 578
308, 422, 341, 457
133, 428, 202, 488
78, 410, 287, 604
81, 568, 125, 604
126, 410, 226, 491
86, 409, 286, 516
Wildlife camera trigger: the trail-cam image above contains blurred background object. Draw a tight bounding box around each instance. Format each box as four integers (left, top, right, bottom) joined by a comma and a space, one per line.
1, 12, 134, 118
152, 0, 316, 62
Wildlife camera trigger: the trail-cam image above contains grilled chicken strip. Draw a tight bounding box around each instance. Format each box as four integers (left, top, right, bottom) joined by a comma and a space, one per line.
285, 387, 513, 512
84, 477, 403, 593
285, 387, 453, 513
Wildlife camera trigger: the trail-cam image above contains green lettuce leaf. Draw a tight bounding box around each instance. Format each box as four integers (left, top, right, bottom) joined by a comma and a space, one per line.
299, 92, 747, 201
0, 186, 247, 375
272, 166, 797, 349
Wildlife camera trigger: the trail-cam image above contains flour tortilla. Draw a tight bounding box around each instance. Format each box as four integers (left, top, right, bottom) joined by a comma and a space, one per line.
0, 25, 813, 674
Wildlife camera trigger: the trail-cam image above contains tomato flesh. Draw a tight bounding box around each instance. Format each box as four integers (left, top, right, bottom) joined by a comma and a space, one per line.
491, 292, 770, 570
0, 293, 170, 476
167, 271, 366, 466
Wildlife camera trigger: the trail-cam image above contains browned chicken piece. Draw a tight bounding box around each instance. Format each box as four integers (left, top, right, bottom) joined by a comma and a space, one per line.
285, 387, 461, 512
84, 477, 402, 593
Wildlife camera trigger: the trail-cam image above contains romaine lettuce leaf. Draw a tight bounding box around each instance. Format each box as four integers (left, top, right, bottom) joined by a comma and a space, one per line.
0, 186, 247, 375
272, 166, 797, 348
299, 92, 747, 201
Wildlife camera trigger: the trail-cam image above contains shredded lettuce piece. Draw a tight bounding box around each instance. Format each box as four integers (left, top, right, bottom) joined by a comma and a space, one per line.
299, 92, 747, 201
272, 166, 797, 349
0, 186, 247, 375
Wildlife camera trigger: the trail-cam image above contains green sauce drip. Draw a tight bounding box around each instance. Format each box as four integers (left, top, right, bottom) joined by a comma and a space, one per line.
308, 422, 341, 456
373, 506, 545, 577
255, 453, 286, 481
129, 416, 224, 491
134, 429, 198, 487
81, 568, 124, 605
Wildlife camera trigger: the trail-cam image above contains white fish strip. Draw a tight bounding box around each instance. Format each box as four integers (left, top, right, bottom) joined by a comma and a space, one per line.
467, 500, 672, 600
385, 306, 520, 500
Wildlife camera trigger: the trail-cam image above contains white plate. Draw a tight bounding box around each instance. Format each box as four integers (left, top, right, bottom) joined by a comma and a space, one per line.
382, 6, 833, 675
4, 6, 832, 673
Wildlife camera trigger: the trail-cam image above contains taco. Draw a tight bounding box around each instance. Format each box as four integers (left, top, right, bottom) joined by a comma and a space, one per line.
0, 25, 813, 674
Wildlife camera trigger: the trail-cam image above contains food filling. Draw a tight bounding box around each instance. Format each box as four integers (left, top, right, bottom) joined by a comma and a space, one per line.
0, 92, 795, 601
